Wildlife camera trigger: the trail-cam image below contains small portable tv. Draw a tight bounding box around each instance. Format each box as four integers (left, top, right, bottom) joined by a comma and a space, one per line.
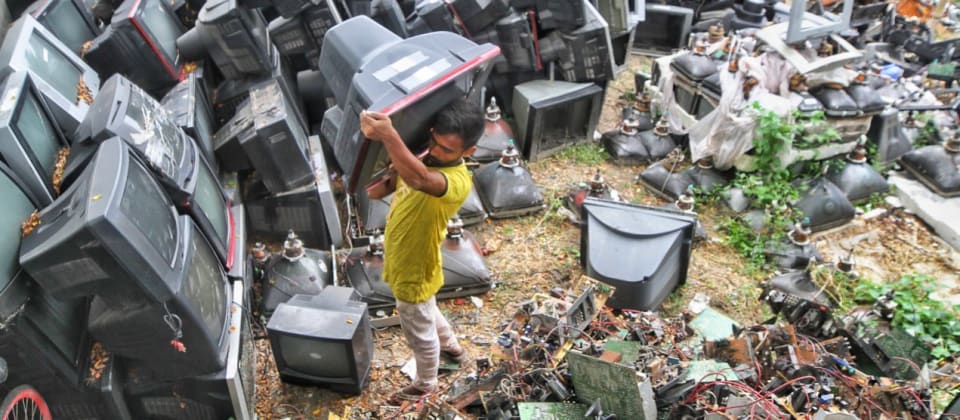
267, 286, 373, 395
0, 71, 70, 206
82, 0, 186, 96
160, 71, 219, 171
26, 0, 101, 54
318, 16, 499, 191
630, 4, 693, 55
512, 79, 604, 161
177, 0, 273, 81
0, 15, 100, 134
122, 280, 253, 420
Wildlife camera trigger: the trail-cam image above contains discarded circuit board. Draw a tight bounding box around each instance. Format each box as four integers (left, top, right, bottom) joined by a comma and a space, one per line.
517, 402, 588, 420
566, 351, 657, 419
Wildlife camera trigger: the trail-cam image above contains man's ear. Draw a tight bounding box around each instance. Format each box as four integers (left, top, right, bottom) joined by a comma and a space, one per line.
462, 145, 478, 157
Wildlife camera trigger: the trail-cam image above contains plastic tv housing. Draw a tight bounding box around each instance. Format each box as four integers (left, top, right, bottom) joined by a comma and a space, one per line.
72, 74, 234, 267
81, 0, 186, 96
176, 0, 274, 81
160, 70, 219, 171
630, 4, 693, 55
267, 286, 373, 395
511, 79, 604, 161
18, 138, 233, 380
0, 71, 70, 207
26, 0, 101, 54
0, 15, 100, 134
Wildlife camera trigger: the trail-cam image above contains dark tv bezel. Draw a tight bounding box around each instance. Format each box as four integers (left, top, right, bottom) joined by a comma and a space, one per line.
27, 0, 101, 54
19, 137, 188, 304
160, 70, 219, 173
0, 15, 100, 134
0, 71, 70, 206
267, 303, 371, 394
118, 0, 184, 81
519, 82, 605, 161
185, 151, 234, 269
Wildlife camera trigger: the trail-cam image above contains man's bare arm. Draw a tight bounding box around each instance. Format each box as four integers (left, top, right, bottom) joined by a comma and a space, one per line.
360, 111, 447, 196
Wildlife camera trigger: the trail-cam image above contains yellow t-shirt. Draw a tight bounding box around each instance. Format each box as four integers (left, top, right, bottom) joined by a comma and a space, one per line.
383, 162, 472, 303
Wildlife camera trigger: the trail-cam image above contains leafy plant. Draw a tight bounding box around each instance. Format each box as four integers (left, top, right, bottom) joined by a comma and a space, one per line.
793, 110, 841, 148
854, 274, 960, 360
557, 143, 608, 166
720, 217, 766, 274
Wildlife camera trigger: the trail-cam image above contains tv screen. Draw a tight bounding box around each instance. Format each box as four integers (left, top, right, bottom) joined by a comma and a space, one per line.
512, 80, 604, 161
190, 153, 232, 267
28, 0, 100, 54
19, 137, 190, 304
0, 16, 100, 134
160, 71, 219, 171
630, 5, 693, 55
0, 71, 70, 206
277, 336, 351, 377
243, 79, 313, 194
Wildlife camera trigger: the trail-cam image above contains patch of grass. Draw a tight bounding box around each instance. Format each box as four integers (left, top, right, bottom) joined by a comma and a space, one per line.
720, 217, 767, 275
557, 143, 608, 166
501, 226, 515, 236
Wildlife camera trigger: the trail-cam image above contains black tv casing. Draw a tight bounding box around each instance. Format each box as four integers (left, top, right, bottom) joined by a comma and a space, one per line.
630, 4, 693, 55
177, 0, 273, 81
244, 135, 343, 249
0, 71, 70, 206
19, 137, 190, 305
161, 70, 220, 173
82, 0, 186, 96
26, 0, 101, 54
242, 78, 313, 194
210, 43, 304, 131
87, 222, 232, 382
511, 79, 604, 161
580, 198, 696, 311
0, 15, 101, 134
267, 287, 373, 395
212, 98, 254, 172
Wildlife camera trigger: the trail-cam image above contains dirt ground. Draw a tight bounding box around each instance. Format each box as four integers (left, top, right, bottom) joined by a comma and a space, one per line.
254, 55, 960, 419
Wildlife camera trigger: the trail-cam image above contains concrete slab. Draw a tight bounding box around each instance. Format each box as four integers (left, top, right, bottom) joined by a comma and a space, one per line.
889, 173, 960, 250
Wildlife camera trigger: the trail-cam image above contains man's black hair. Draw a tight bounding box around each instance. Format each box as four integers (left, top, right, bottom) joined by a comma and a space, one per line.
433, 98, 485, 150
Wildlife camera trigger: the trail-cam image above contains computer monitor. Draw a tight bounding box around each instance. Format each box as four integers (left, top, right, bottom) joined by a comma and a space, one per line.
630, 4, 692, 55
0, 71, 70, 206
242, 78, 313, 194
87, 219, 231, 381
26, 0, 101, 54
512, 79, 604, 161
0, 15, 100, 134
123, 280, 254, 420
161, 70, 219, 172
318, 16, 498, 191
267, 287, 373, 395
177, 0, 273, 81
18, 137, 191, 305
82, 0, 185, 96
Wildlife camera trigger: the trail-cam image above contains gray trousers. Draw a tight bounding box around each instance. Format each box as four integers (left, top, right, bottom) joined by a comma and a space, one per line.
396, 296, 461, 390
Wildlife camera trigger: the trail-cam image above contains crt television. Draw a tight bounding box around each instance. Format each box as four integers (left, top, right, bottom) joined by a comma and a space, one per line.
82, 0, 186, 96
242, 78, 313, 194
267, 286, 373, 395
512, 79, 604, 161
0, 161, 91, 395
630, 4, 693, 55
177, 0, 273, 81
160, 70, 219, 172
18, 137, 191, 305
0, 15, 101, 134
318, 16, 499, 191
0, 71, 70, 206
26, 0, 101, 54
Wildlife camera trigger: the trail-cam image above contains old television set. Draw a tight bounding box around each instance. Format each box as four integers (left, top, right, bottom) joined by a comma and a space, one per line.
244, 135, 343, 249
82, 0, 186, 96
18, 138, 231, 380
267, 286, 373, 395
0, 15, 100, 134
160, 71, 219, 171
122, 280, 253, 420
557, 0, 616, 83
71, 75, 235, 266
318, 16, 498, 191
630, 4, 693, 55
512, 79, 604, 161
0, 71, 70, 207
26, 0, 101, 54
210, 43, 304, 131
241, 79, 313, 194
177, 0, 273, 81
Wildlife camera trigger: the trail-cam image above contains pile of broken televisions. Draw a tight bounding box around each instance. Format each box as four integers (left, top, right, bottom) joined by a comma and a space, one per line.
324, 276, 959, 419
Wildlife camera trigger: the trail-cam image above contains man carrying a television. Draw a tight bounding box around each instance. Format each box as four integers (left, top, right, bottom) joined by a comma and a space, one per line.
360, 99, 484, 403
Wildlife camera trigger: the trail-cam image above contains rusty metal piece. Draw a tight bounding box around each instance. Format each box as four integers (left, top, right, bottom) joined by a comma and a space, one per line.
20, 210, 41, 237
51, 146, 70, 196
